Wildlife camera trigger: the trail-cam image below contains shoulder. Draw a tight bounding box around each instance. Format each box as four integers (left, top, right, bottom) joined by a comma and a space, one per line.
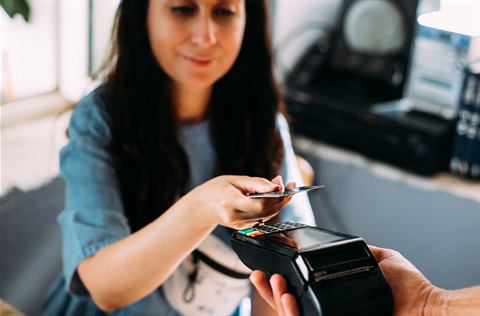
68, 85, 111, 142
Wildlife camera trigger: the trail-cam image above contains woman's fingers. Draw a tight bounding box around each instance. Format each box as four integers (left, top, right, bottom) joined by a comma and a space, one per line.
230, 175, 293, 222
228, 175, 280, 195
285, 181, 297, 191
233, 196, 291, 220
271, 175, 285, 191
197, 175, 296, 229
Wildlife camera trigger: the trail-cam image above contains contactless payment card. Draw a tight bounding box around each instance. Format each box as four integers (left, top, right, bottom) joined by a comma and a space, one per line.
248, 185, 324, 198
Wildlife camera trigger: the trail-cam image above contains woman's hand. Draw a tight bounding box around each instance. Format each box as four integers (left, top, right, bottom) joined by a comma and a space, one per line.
183, 175, 294, 230
250, 271, 299, 316
75, 174, 295, 311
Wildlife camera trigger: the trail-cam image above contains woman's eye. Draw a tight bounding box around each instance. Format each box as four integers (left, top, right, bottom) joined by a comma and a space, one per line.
171, 6, 195, 16
215, 8, 235, 17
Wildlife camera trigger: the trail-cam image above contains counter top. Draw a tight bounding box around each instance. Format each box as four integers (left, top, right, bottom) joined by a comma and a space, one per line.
293, 135, 480, 203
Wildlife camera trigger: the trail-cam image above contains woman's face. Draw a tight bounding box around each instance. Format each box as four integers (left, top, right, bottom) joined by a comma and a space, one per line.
147, 0, 246, 89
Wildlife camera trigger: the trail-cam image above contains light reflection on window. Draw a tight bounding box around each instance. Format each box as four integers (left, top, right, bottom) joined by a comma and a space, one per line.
1, 2, 57, 103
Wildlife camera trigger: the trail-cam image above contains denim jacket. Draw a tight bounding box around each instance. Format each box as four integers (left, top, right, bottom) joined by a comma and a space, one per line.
46, 86, 315, 315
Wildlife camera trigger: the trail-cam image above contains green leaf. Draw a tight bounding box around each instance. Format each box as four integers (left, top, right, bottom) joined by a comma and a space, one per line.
0, 0, 30, 22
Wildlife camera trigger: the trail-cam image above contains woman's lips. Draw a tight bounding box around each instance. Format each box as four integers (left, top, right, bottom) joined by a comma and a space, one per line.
184, 55, 213, 66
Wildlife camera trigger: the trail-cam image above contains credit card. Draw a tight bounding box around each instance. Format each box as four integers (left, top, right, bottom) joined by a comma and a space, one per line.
248, 185, 325, 198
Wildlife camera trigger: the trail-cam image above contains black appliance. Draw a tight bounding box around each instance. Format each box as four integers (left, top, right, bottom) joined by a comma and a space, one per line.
231, 222, 393, 316
284, 0, 455, 176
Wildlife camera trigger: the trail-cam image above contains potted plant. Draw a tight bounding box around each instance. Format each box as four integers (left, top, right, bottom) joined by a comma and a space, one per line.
1, 0, 30, 22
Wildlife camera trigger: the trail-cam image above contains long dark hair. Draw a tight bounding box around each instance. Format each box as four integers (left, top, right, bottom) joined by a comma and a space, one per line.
101, 0, 285, 232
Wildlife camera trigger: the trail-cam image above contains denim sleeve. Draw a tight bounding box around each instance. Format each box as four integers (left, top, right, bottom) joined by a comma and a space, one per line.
276, 114, 316, 226
58, 91, 131, 296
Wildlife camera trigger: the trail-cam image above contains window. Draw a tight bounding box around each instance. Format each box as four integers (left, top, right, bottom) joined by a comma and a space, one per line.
1, 1, 91, 126
1, 1, 57, 102
0, 1, 93, 193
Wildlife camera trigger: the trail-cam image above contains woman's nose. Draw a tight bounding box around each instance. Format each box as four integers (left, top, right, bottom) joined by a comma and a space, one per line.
191, 16, 217, 47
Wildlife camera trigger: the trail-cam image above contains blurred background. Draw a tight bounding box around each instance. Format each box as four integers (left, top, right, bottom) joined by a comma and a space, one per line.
1, 0, 479, 315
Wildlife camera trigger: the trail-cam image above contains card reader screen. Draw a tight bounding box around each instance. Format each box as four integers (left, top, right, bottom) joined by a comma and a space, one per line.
264, 227, 349, 250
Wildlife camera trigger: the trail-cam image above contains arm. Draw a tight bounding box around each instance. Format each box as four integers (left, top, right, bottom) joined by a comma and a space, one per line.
61, 94, 293, 311
369, 246, 480, 316
77, 175, 291, 312
424, 286, 480, 316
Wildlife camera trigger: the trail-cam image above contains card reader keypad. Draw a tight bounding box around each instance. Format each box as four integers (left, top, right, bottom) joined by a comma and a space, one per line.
238, 221, 307, 237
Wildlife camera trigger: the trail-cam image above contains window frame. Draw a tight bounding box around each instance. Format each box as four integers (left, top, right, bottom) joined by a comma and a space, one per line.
1, 1, 91, 128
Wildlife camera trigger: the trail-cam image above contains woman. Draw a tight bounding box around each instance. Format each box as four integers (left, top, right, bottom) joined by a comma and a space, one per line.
43, 0, 315, 315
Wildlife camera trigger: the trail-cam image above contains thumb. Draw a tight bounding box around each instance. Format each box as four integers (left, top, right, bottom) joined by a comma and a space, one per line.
229, 176, 280, 195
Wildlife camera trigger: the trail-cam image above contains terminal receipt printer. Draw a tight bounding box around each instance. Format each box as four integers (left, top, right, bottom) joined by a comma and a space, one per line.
231, 222, 393, 315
